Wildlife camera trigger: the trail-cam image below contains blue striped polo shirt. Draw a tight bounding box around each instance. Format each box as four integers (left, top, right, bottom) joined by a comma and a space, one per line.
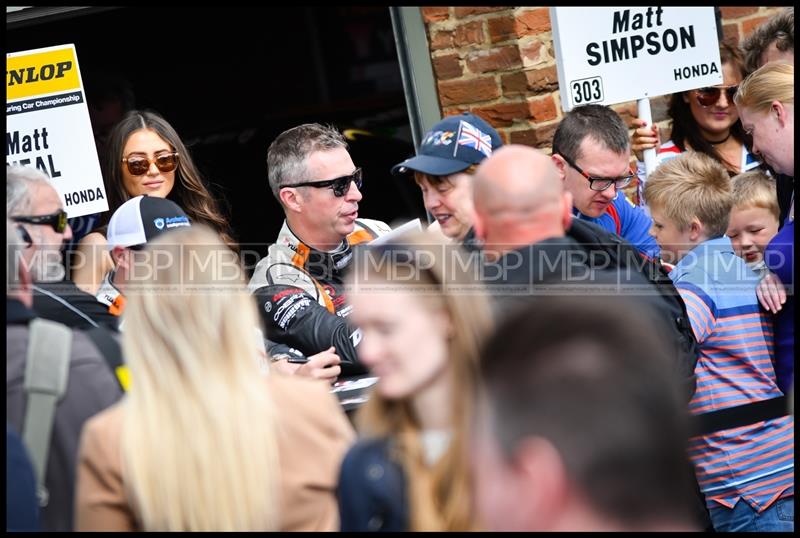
671, 236, 794, 512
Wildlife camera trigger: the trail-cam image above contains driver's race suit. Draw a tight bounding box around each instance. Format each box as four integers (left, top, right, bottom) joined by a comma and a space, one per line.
249, 218, 390, 376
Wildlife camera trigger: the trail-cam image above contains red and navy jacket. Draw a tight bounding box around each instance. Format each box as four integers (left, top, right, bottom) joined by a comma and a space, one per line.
572, 192, 660, 259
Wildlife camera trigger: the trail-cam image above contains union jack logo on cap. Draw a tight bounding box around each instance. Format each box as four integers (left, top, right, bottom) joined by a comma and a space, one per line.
455, 120, 493, 157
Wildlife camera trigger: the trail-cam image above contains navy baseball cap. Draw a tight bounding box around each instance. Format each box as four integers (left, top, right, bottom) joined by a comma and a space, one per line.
391, 112, 503, 176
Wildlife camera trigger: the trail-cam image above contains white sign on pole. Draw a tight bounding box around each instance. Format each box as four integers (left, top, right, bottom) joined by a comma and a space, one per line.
6, 44, 108, 218
551, 7, 722, 111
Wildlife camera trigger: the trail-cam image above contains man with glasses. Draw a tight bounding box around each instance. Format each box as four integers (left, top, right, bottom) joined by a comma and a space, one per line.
249, 123, 390, 379
551, 104, 660, 259
7, 166, 118, 331
7, 211, 123, 532
473, 144, 661, 308
8, 165, 73, 282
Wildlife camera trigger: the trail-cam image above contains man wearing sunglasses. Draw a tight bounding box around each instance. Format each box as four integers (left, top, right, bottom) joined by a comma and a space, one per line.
7, 194, 124, 533
8, 165, 73, 282
551, 105, 660, 259
249, 123, 391, 379
7, 166, 119, 332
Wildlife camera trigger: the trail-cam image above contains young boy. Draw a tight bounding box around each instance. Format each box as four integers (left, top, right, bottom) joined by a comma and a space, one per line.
644, 152, 793, 533
726, 171, 780, 277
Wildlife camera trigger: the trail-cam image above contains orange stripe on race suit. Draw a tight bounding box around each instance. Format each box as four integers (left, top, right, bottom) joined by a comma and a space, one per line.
290, 241, 335, 313
109, 294, 126, 316
288, 228, 376, 314
347, 229, 373, 246
290, 242, 311, 268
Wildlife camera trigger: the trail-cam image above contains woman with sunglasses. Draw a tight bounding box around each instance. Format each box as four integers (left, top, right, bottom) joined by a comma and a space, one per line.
71, 109, 236, 295
632, 43, 761, 207
337, 231, 493, 531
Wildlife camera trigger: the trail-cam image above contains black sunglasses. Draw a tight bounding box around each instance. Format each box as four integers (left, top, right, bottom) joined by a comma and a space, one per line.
558, 153, 634, 192
694, 85, 738, 107
11, 209, 69, 233
286, 168, 363, 197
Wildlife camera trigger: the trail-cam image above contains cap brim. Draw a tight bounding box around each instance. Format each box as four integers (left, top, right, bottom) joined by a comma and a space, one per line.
391, 154, 471, 177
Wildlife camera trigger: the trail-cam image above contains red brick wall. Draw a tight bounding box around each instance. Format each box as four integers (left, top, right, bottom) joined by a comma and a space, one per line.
421, 6, 785, 152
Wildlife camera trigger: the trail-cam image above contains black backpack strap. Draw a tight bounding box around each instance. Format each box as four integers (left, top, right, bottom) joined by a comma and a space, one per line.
692, 396, 788, 437
85, 326, 128, 391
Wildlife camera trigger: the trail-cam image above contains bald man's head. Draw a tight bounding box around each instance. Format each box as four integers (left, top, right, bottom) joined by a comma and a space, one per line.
473, 145, 572, 253
474, 145, 563, 214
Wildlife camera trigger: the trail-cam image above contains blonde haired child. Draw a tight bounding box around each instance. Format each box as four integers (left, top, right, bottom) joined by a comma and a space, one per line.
726, 171, 780, 276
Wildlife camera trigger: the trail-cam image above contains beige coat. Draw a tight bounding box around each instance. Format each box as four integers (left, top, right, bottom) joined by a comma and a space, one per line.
75, 373, 355, 531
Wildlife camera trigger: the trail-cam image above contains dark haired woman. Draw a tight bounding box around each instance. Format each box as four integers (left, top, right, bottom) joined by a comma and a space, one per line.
72, 109, 236, 295
632, 43, 762, 207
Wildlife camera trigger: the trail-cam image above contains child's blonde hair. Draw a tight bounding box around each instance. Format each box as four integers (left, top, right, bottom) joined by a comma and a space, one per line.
643, 153, 732, 238
730, 171, 780, 221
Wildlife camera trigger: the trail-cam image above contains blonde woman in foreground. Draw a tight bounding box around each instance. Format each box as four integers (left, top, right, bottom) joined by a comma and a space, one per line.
74, 225, 354, 531
337, 231, 493, 531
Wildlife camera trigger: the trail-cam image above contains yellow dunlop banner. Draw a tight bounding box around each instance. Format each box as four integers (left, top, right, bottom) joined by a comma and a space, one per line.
7, 46, 80, 101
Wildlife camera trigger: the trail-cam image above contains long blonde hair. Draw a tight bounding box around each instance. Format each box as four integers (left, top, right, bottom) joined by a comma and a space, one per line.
350, 232, 493, 531
120, 225, 279, 530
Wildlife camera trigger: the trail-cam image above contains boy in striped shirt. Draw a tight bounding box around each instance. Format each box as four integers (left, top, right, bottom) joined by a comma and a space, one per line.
644, 152, 793, 532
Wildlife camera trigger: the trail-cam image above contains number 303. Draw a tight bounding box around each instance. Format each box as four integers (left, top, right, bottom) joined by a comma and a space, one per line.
572, 79, 602, 104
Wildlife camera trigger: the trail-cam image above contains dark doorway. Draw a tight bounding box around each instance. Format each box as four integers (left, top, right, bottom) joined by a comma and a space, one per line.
7, 6, 427, 272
